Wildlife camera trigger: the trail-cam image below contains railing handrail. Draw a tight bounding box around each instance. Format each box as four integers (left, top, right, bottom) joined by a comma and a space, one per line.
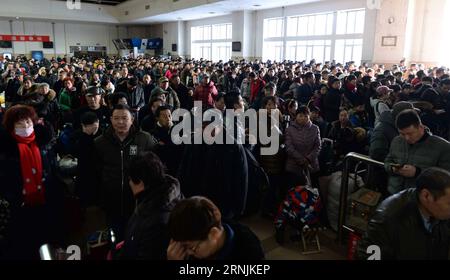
337, 152, 385, 244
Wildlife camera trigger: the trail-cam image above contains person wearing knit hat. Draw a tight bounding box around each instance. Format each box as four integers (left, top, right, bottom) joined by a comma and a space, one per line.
369, 101, 416, 163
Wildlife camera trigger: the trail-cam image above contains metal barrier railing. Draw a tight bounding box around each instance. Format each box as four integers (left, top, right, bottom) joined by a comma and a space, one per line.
337, 152, 384, 244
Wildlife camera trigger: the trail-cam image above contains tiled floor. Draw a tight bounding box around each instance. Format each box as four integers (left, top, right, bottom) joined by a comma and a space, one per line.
240, 215, 347, 260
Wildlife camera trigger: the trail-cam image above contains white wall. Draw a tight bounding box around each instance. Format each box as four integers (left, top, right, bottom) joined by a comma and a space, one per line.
371, 0, 447, 66
407, 0, 447, 65
163, 22, 180, 56
371, 0, 410, 64
0, 0, 117, 23
0, 19, 159, 57
231, 11, 255, 60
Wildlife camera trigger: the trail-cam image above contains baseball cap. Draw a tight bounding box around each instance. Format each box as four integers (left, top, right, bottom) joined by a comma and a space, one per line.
86, 86, 105, 96
376, 86, 393, 96
159, 77, 169, 83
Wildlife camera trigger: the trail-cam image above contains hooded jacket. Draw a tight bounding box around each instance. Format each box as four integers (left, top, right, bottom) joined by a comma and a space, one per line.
369, 110, 398, 162
122, 175, 183, 260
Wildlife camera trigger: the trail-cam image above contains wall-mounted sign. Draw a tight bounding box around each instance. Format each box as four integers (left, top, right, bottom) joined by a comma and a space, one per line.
381, 36, 397, 47
0, 35, 50, 42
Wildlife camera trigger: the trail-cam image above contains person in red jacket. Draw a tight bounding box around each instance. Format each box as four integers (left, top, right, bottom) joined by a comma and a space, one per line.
249, 71, 266, 104
193, 74, 218, 109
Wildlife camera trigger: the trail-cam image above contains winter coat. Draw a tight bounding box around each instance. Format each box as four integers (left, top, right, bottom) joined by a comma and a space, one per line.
171, 83, 193, 110
323, 88, 342, 123
370, 97, 391, 127
121, 175, 182, 260
150, 86, 180, 110
126, 85, 145, 110
0, 125, 64, 259
71, 129, 102, 207
94, 126, 157, 222
369, 111, 398, 162
285, 121, 321, 175
193, 82, 218, 108
357, 189, 450, 260
296, 83, 314, 105
72, 105, 111, 132
178, 140, 248, 220
385, 131, 450, 194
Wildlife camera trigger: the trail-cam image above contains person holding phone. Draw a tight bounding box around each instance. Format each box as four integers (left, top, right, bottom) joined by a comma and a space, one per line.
385, 109, 450, 195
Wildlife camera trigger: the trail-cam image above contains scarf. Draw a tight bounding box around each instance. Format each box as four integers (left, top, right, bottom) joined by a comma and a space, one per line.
346, 83, 356, 92
12, 132, 45, 207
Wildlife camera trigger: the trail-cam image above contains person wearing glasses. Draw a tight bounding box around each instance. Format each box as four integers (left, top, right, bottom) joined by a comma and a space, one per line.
166, 197, 264, 260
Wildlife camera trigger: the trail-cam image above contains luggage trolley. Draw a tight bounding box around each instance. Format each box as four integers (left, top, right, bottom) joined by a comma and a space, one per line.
336, 153, 384, 245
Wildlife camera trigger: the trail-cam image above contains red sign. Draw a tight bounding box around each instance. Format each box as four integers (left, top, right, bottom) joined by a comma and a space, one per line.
0, 35, 50, 42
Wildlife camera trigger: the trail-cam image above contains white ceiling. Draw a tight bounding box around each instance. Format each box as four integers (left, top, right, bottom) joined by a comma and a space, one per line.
127, 0, 322, 24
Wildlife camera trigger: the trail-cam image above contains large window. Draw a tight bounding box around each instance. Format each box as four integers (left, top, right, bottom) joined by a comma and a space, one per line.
262, 9, 365, 64
336, 9, 365, 35
191, 23, 232, 61
334, 39, 363, 65
286, 40, 331, 63
287, 13, 334, 37
263, 17, 284, 38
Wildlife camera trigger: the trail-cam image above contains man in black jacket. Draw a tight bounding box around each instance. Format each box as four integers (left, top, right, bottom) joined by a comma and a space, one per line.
177, 117, 248, 220
124, 77, 146, 120
142, 74, 156, 105
151, 105, 184, 177
167, 197, 264, 260
170, 74, 193, 110
296, 72, 315, 105
72, 112, 102, 208
72, 86, 110, 132
94, 105, 157, 240
121, 152, 182, 260
357, 167, 450, 260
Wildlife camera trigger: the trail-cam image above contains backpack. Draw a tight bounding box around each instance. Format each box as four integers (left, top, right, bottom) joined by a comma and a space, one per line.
57, 123, 75, 155
275, 185, 322, 229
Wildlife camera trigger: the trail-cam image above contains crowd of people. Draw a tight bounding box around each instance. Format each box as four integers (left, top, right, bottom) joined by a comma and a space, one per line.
0, 54, 449, 260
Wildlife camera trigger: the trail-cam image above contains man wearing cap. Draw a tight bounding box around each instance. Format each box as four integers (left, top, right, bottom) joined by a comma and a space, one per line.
150, 77, 180, 110
193, 74, 218, 109
73, 86, 110, 132
371, 85, 392, 127
124, 77, 145, 119
5, 69, 23, 104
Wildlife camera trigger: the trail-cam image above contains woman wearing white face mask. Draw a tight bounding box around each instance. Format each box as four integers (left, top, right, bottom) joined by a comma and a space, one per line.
0, 105, 61, 260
